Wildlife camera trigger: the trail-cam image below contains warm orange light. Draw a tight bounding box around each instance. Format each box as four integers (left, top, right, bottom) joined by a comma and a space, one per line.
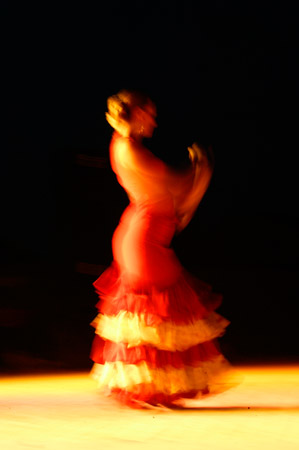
1, 366, 299, 449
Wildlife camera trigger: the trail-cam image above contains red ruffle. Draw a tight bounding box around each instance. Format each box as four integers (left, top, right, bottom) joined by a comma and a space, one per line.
109, 386, 200, 408
93, 263, 222, 326
91, 336, 221, 369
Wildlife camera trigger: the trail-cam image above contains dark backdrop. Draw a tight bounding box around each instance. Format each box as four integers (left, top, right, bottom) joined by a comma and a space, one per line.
1, 1, 298, 372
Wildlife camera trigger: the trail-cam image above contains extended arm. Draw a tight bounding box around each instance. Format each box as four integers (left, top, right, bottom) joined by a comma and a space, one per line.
175, 143, 214, 232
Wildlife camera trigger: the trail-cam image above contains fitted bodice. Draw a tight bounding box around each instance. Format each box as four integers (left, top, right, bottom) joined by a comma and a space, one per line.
110, 133, 175, 215
109, 132, 212, 231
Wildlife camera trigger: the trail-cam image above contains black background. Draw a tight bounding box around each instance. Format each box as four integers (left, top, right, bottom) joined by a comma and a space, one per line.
1, 1, 298, 372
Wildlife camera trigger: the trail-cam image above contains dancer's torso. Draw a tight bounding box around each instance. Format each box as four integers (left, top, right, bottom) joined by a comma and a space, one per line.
110, 133, 181, 288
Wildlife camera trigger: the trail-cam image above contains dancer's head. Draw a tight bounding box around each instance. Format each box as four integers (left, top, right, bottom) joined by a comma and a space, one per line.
106, 89, 157, 139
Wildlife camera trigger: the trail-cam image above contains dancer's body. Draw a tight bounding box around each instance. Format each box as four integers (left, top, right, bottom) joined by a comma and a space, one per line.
91, 90, 230, 408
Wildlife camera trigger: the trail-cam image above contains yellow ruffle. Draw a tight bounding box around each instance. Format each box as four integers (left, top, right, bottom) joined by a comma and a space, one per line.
92, 311, 229, 351
91, 356, 229, 396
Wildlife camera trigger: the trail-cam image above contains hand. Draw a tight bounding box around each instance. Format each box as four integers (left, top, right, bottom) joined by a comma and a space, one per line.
188, 143, 214, 168
188, 143, 206, 164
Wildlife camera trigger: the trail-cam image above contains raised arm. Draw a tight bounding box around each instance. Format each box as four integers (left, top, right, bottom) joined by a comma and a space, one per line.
173, 143, 214, 232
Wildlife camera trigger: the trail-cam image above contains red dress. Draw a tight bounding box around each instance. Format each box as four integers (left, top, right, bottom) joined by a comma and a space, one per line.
91, 132, 230, 407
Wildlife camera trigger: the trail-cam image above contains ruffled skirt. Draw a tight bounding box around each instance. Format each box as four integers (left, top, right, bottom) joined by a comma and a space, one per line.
90, 262, 230, 408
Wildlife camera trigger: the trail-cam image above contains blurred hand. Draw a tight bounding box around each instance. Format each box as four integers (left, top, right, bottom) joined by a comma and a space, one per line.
188, 143, 205, 164
188, 143, 214, 168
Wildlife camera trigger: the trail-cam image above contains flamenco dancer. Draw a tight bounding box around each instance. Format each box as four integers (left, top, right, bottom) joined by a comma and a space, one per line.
90, 90, 230, 408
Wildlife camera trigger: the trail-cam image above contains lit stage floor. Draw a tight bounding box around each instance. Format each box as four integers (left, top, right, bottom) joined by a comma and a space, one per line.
1, 365, 298, 449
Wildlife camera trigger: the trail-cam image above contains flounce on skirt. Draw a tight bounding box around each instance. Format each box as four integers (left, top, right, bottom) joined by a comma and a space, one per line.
90, 263, 230, 408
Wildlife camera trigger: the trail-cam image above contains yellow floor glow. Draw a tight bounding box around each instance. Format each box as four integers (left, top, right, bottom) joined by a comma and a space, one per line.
0, 365, 298, 449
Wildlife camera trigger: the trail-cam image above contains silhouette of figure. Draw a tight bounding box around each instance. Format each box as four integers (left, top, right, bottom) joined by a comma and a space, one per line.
91, 90, 230, 408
